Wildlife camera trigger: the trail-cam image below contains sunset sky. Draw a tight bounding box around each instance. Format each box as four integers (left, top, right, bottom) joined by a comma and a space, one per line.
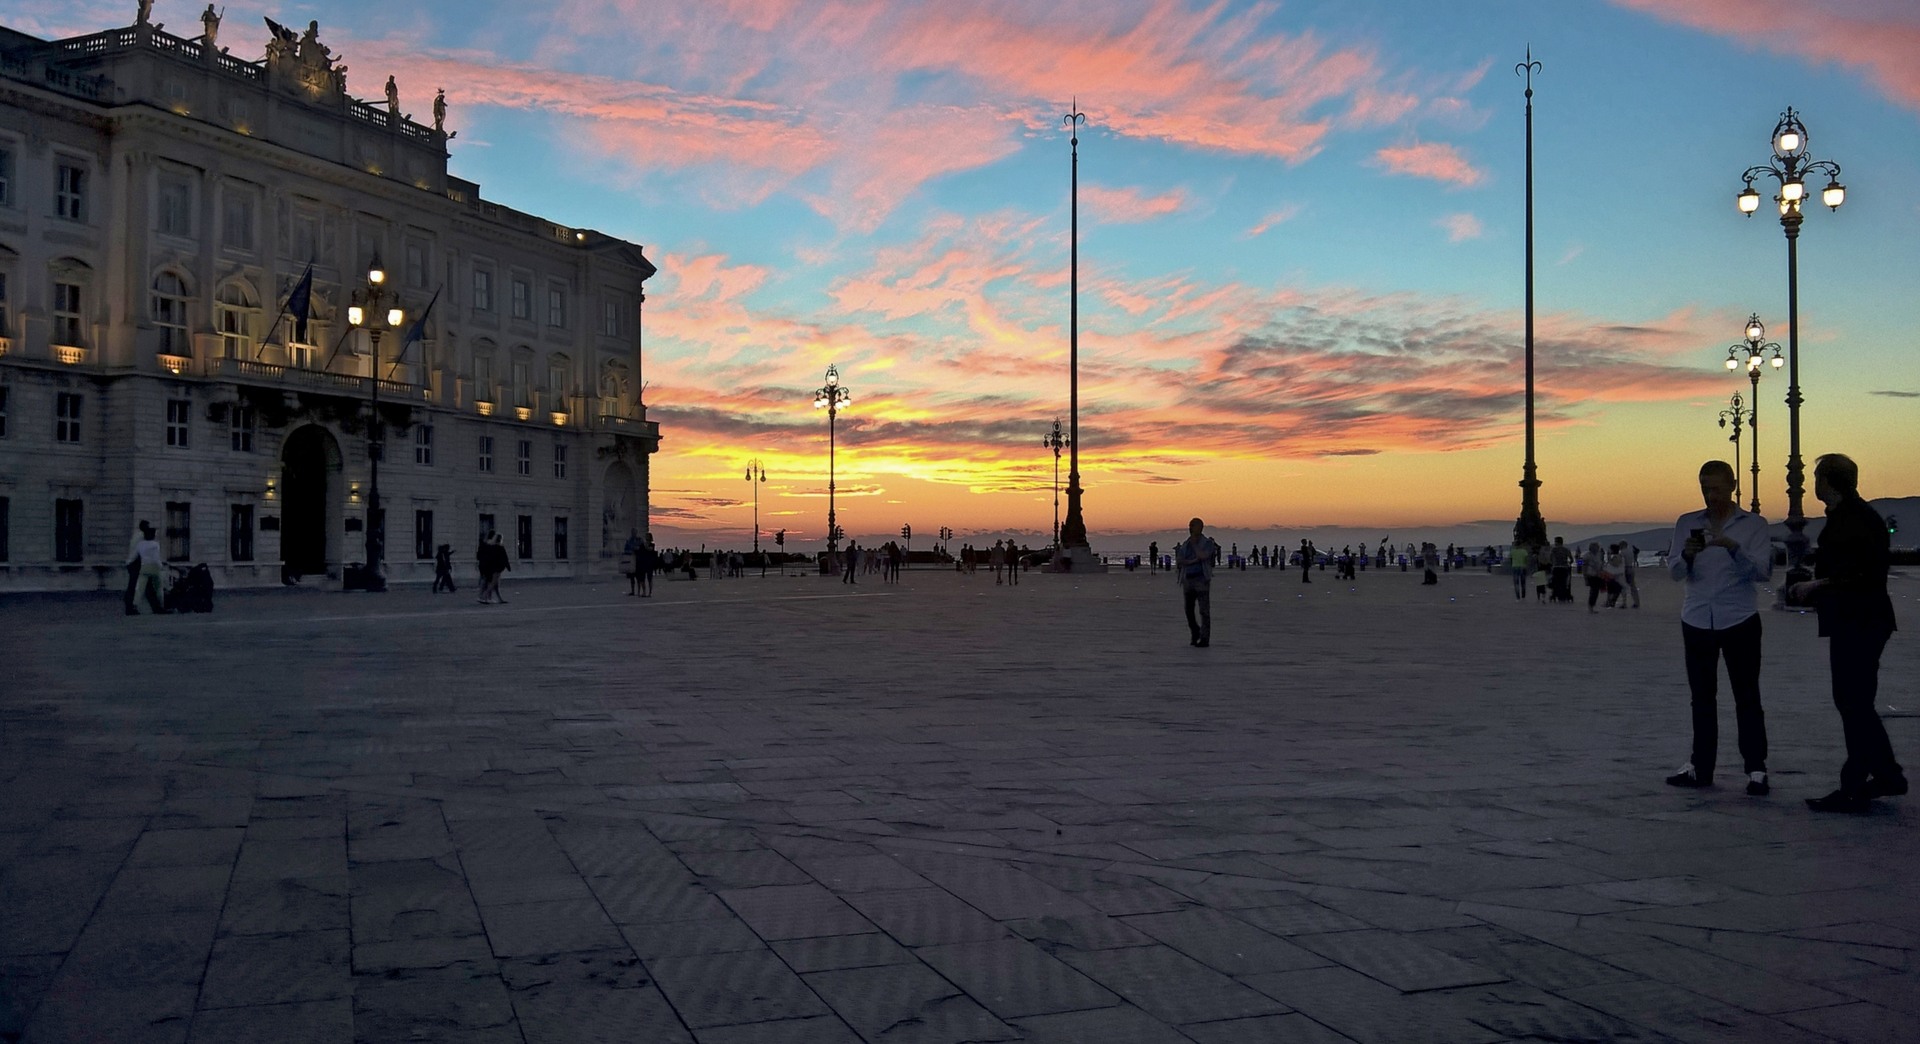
16, 0, 1920, 546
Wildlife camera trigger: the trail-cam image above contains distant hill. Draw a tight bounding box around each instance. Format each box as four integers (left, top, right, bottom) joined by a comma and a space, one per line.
1570, 496, 1920, 555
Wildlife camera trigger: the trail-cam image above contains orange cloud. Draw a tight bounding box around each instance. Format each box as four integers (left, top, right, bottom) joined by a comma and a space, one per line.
1613, 0, 1920, 112
1081, 184, 1191, 224
1373, 141, 1484, 187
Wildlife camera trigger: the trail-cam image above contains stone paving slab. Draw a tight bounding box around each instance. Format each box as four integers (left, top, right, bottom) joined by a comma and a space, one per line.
3, 566, 1918, 1041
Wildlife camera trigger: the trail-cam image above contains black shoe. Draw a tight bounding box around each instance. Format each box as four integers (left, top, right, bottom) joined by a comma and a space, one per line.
1189, 636, 1200, 646
1806, 790, 1871, 814
1746, 772, 1770, 797
1863, 775, 1908, 798
1666, 770, 1710, 788
1197, 638, 1210, 647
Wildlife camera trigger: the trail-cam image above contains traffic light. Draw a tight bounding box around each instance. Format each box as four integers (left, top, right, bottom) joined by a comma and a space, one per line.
775, 529, 785, 547
1888, 515, 1898, 535
901, 524, 911, 541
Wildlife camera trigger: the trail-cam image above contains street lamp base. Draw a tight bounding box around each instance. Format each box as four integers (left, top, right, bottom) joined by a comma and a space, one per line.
1045, 545, 1108, 573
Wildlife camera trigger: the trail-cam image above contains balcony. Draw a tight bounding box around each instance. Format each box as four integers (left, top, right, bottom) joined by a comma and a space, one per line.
215, 357, 423, 400
157, 353, 193, 375
0, 337, 11, 357
52, 345, 89, 366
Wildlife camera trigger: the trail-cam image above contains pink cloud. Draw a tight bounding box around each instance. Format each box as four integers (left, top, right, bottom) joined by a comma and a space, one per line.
1246, 204, 1303, 237
1613, 0, 1920, 112
1373, 141, 1485, 187
1080, 184, 1191, 224
1438, 213, 1484, 242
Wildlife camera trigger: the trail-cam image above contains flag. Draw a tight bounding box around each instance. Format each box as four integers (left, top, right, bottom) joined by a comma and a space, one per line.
401, 288, 439, 354
286, 264, 313, 343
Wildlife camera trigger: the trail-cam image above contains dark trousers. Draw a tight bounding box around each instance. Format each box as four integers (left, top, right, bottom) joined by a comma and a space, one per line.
1183, 586, 1210, 641
1681, 615, 1767, 779
432, 567, 455, 592
1830, 628, 1902, 792
124, 561, 140, 610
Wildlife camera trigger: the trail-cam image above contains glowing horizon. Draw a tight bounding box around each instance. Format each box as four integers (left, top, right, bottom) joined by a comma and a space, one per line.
13, 0, 1915, 544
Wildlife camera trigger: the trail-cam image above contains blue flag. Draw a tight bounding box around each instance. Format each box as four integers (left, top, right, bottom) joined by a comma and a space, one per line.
402, 287, 439, 354
286, 264, 313, 343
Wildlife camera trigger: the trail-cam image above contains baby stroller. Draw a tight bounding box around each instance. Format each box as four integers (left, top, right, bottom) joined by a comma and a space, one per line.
164, 563, 216, 613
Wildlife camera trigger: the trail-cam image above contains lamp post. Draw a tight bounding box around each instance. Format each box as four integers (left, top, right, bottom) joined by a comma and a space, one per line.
1055, 102, 1092, 562
346, 254, 405, 591
744, 459, 766, 555
1723, 314, 1783, 514
1042, 418, 1068, 550
1717, 392, 1749, 504
812, 365, 850, 563
1736, 107, 1844, 589
1513, 49, 1548, 550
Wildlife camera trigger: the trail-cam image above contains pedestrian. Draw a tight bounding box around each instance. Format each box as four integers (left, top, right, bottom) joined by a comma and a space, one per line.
1548, 537, 1574, 604
1509, 543, 1530, 600
128, 522, 166, 614
1148, 540, 1159, 573
990, 540, 1006, 584
1006, 543, 1020, 586
432, 543, 456, 593
1582, 542, 1607, 613
636, 537, 657, 597
1299, 540, 1313, 583
1788, 454, 1906, 813
477, 532, 509, 603
124, 520, 149, 615
1666, 460, 1773, 795
1175, 517, 1218, 647
1604, 543, 1627, 608
843, 541, 859, 584
1620, 543, 1641, 609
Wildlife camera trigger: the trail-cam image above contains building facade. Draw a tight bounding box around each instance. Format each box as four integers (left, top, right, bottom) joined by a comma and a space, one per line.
0, 13, 661, 593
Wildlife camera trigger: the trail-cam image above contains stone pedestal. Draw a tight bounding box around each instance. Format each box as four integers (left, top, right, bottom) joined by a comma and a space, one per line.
1046, 545, 1108, 573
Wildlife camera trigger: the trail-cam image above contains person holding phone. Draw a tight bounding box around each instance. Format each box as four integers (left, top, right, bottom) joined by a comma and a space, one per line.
1665, 460, 1776, 794
1175, 518, 1219, 647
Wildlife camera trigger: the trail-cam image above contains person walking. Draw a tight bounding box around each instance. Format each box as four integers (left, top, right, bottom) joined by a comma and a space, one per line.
1666, 460, 1773, 795
1548, 537, 1574, 604
842, 541, 860, 584
1006, 543, 1020, 586
432, 543, 457, 593
124, 520, 149, 615
1175, 517, 1218, 647
128, 522, 166, 614
1148, 540, 1159, 573
1582, 542, 1607, 613
1620, 543, 1641, 608
636, 538, 657, 597
1789, 454, 1906, 813
1509, 543, 1530, 600
477, 532, 510, 603
990, 540, 1006, 584
1299, 540, 1313, 583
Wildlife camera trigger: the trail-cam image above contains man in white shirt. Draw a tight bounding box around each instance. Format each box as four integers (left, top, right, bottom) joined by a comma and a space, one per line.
1666, 460, 1774, 794
130, 522, 167, 615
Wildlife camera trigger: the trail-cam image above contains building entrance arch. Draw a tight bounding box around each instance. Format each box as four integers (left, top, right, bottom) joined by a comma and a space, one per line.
280, 424, 343, 577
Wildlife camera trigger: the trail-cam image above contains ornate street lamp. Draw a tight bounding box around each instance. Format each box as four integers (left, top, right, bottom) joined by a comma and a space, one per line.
346, 254, 405, 591
1723, 314, 1783, 514
1736, 107, 1844, 591
744, 459, 766, 555
1041, 418, 1069, 550
1717, 391, 1749, 506
812, 365, 850, 561
1513, 49, 1548, 550
1054, 101, 1095, 568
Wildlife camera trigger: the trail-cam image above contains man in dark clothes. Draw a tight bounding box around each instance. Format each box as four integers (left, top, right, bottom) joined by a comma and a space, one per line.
1790, 454, 1906, 813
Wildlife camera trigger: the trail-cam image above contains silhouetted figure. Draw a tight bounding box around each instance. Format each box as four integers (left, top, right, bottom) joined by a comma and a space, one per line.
1176, 517, 1218, 647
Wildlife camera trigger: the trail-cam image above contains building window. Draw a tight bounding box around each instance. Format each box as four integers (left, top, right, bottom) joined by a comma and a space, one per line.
473, 354, 494, 402
603, 300, 620, 337
229, 503, 254, 561
511, 278, 531, 320
0, 145, 13, 207
547, 358, 570, 402
222, 191, 255, 252
547, 285, 566, 328
0, 271, 10, 337
55, 163, 86, 222
478, 512, 496, 542
472, 267, 494, 312
516, 439, 532, 477
166, 399, 191, 447
165, 501, 191, 561
516, 515, 533, 560
52, 281, 83, 346
0, 495, 9, 562
510, 360, 531, 407
478, 435, 494, 473
216, 282, 258, 359
0, 384, 9, 438
55, 392, 82, 443
152, 272, 191, 353
553, 516, 568, 560
157, 175, 194, 238
414, 510, 433, 560
54, 498, 83, 562
553, 443, 567, 478
405, 242, 427, 289
415, 423, 433, 465
230, 404, 255, 452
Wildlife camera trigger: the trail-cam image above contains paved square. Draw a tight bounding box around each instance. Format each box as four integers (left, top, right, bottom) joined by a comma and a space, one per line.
3, 564, 1916, 1042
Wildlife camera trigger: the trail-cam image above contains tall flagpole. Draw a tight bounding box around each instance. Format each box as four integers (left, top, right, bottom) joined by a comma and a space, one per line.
1513, 49, 1547, 549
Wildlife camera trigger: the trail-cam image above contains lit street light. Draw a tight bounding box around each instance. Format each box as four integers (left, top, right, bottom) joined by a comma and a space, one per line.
346, 254, 405, 591
1736, 106, 1844, 592
744, 459, 766, 555
1723, 314, 1783, 514
1717, 391, 1750, 505
1042, 418, 1069, 550
811, 365, 851, 563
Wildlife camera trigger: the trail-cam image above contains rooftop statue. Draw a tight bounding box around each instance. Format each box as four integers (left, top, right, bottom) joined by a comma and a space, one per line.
201, 4, 220, 48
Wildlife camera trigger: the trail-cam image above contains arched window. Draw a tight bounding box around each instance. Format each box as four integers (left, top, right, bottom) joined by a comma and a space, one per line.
151, 270, 192, 353
547, 353, 571, 407
215, 279, 260, 359
598, 358, 629, 419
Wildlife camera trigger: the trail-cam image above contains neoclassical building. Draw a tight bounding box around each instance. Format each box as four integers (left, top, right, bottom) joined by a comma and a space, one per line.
0, 11, 661, 592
